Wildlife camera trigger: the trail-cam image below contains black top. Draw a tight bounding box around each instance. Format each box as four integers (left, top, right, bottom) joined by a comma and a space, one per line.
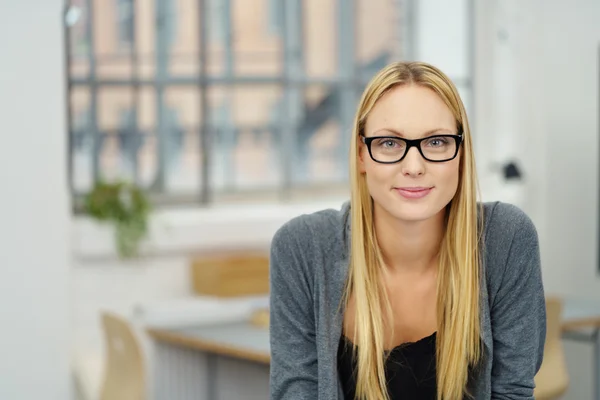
337, 332, 437, 400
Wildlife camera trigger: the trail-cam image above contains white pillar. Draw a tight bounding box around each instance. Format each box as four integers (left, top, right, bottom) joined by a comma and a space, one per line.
0, 1, 71, 399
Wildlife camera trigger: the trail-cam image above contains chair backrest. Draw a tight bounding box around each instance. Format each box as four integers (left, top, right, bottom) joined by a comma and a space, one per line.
545, 297, 564, 345
534, 296, 569, 400
100, 312, 145, 400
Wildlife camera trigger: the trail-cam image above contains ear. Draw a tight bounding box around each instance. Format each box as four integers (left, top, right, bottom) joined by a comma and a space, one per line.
358, 139, 367, 174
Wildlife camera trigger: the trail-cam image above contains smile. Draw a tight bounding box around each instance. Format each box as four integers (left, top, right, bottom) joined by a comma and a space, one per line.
394, 187, 433, 199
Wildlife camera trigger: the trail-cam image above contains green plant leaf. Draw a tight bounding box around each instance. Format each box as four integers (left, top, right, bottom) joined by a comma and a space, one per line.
84, 179, 151, 258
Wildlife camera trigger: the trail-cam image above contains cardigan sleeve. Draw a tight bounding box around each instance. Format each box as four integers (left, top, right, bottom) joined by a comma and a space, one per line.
269, 219, 319, 400
489, 204, 546, 399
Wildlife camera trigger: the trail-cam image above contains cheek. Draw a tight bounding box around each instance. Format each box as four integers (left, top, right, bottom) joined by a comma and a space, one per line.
439, 160, 461, 194
363, 162, 397, 189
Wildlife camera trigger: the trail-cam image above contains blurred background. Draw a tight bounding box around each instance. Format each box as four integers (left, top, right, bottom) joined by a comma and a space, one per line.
0, 0, 599, 399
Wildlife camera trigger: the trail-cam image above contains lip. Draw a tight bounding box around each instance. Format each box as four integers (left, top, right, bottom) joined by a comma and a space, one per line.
394, 187, 433, 199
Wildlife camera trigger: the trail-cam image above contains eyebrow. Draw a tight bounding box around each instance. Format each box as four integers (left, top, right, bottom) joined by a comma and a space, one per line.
370, 128, 456, 137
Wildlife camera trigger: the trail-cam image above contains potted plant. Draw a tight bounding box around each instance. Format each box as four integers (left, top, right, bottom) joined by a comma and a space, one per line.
84, 180, 151, 258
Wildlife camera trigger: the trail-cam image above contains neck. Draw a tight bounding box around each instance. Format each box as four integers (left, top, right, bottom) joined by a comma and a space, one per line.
373, 205, 446, 275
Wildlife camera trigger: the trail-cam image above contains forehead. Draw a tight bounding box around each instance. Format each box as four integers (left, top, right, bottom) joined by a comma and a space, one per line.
365, 85, 456, 137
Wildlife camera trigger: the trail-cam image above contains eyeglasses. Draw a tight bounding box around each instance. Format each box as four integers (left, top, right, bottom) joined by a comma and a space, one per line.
360, 133, 463, 163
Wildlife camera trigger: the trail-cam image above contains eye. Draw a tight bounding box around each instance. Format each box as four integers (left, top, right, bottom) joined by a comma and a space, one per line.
374, 138, 403, 149
425, 137, 448, 147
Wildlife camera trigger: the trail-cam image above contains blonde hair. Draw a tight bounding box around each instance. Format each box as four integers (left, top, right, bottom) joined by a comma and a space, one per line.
343, 61, 483, 400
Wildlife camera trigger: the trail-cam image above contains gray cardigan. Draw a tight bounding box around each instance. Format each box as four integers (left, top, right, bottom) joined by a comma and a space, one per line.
269, 201, 546, 399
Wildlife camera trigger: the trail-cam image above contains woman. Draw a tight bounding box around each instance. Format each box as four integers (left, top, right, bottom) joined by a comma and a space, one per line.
269, 61, 546, 400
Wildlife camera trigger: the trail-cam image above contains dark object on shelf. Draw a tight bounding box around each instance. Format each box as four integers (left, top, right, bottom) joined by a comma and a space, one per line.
502, 161, 523, 181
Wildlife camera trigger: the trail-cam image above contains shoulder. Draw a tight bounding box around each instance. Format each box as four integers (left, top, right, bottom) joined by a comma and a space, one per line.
270, 200, 350, 260
480, 201, 541, 298
481, 201, 537, 236
480, 201, 538, 253
271, 200, 350, 246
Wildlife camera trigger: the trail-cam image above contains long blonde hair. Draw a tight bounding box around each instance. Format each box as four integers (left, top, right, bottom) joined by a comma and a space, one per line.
343, 61, 483, 400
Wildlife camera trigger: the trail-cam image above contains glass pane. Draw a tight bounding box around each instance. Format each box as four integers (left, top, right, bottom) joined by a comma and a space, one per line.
66, 0, 91, 78
70, 87, 93, 192
356, 0, 397, 82
93, 0, 134, 79
97, 88, 135, 181
230, 0, 282, 77
205, 0, 233, 77
162, 88, 201, 194
97, 88, 134, 130
138, 134, 158, 189
136, 0, 156, 79
167, 0, 200, 77
292, 85, 347, 184
209, 85, 283, 191
204, 0, 223, 77
137, 88, 156, 131
136, 88, 156, 188
303, 0, 337, 78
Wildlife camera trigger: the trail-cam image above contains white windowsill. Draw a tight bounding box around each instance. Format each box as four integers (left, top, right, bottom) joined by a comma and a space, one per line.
72, 198, 349, 261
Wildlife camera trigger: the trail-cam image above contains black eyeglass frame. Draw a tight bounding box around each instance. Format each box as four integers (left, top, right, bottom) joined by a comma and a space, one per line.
360, 132, 464, 164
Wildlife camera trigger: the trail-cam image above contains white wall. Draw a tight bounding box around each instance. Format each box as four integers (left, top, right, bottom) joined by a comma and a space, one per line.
539, 0, 600, 300
475, 0, 600, 299
0, 1, 71, 400
474, 0, 548, 236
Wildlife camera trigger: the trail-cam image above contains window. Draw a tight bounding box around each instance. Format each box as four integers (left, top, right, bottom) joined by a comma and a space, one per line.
267, 0, 283, 35
65, 0, 90, 57
116, 0, 134, 47
164, 0, 178, 46
208, 0, 226, 43
64, 0, 474, 209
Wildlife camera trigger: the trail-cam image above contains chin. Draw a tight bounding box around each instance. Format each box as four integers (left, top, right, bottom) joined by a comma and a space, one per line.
393, 204, 439, 223
384, 195, 448, 223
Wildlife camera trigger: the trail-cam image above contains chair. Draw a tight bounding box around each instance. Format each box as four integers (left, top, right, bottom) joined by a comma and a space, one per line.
99, 312, 146, 400
72, 347, 103, 400
534, 297, 569, 399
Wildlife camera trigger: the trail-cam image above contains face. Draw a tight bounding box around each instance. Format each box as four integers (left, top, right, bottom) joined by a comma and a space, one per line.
359, 84, 461, 224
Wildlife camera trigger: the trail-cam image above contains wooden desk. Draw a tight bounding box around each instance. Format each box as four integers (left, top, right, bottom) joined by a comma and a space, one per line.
148, 320, 270, 364
562, 298, 600, 331
148, 320, 270, 400
561, 298, 600, 400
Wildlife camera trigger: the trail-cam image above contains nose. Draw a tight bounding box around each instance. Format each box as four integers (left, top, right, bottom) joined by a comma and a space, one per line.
400, 146, 425, 177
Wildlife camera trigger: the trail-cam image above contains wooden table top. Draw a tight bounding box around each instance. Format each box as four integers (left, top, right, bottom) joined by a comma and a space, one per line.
561, 297, 600, 332
147, 319, 271, 364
